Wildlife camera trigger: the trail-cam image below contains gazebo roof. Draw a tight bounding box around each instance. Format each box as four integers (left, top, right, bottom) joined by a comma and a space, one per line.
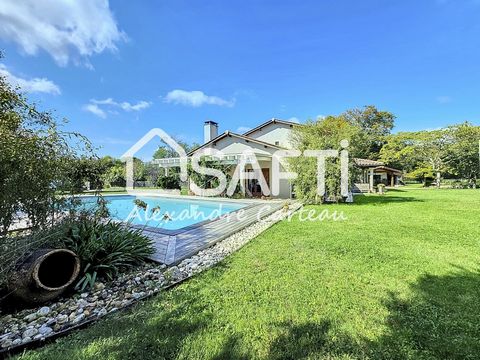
353, 158, 384, 167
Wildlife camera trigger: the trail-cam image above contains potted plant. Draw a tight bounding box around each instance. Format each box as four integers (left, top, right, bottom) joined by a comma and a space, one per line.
377, 183, 386, 195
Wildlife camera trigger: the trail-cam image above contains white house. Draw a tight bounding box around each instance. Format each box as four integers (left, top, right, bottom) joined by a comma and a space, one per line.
155, 118, 299, 199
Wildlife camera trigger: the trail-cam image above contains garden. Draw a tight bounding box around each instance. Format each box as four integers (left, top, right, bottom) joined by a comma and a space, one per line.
9, 188, 480, 359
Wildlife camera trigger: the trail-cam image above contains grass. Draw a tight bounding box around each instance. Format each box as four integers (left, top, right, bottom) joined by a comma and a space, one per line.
15, 189, 480, 359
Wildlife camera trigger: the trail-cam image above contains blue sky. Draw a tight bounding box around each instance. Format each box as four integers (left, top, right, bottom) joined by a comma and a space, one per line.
1, 0, 479, 158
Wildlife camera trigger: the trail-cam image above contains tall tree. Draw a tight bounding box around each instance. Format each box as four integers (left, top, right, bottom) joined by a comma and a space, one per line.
343, 105, 395, 159
410, 130, 450, 188
379, 132, 422, 173
446, 122, 480, 188
380, 130, 450, 187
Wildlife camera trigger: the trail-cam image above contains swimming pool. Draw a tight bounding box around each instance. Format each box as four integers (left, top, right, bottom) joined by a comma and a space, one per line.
80, 195, 246, 231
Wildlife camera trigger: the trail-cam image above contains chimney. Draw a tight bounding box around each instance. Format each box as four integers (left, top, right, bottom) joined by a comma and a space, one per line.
204, 120, 218, 143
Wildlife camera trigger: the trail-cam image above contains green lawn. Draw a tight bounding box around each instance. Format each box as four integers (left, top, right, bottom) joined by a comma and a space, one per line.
16, 189, 480, 359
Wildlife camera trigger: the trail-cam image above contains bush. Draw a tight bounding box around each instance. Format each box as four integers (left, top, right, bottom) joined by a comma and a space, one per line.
1, 217, 155, 293
57, 218, 155, 290
156, 173, 181, 189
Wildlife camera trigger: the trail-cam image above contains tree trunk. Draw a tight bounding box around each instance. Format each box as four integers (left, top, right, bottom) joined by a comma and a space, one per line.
436, 172, 441, 188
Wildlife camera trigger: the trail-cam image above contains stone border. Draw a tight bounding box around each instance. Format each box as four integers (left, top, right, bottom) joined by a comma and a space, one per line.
0, 203, 302, 357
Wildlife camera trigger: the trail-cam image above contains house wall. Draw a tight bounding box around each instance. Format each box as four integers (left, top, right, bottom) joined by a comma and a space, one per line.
247, 122, 294, 149
248, 160, 292, 199
192, 138, 292, 199
203, 135, 278, 156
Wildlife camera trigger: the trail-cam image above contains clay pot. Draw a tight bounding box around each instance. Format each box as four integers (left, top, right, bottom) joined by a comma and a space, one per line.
8, 249, 80, 304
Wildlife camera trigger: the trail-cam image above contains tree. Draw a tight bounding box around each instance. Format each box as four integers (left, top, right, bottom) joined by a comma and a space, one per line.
0, 56, 92, 234
102, 163, 126, 187
133, 158, 146, 181
380, 130, 450, 187
153, 140, 200, 159
405, 165, 434, 186
343, 105, 395, 159
446, 122, 480, 188
157, 168, 181, 189
414, 130, 450, 188
379, 132, 422, 173
289, 115, 363, 203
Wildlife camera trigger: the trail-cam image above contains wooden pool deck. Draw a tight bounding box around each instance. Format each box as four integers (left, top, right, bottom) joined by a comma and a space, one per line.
139, 201, 285, 265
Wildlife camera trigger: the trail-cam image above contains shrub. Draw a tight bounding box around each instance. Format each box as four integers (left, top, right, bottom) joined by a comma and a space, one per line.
1, 215, 154, 294
57, 218, 154, 290
156, 172, 181, 189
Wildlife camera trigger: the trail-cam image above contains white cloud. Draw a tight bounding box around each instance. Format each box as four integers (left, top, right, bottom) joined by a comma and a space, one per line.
84, 98, 152, 118
120, 100, 151, 111
163, 90, 235, 107
0, 0, 126, 67
0, 63, 60, 95
287, 117, 300, 123
436, 95, 452, 104
83, 103, 106, 119
236, 126, 252, 133
91, 98, 116, 106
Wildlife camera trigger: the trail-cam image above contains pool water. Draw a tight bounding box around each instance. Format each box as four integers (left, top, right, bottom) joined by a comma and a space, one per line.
80, 195, 245, 230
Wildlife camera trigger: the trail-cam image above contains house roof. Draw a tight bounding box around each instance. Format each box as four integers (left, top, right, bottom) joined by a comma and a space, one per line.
353, 158, 402, 173
242, 118, 301, 136
188, 130, 285, 156
354, 158, 385, 167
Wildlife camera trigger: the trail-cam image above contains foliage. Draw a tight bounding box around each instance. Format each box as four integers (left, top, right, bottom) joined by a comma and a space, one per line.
405, 165, 434, 186
133, 199, 148, 211
152, 139, 200, 190
342, 105, 395, 159
289, 115, 362, 203
101, 162, 126, 188
187, 158, 239, 196
446, 122, 480, 187
61, 157, 110, 192
381, 123, 480, 188
379, 132, 423, 173
133, 158, 146, 182
156, 167, 181, 190
380, 130, 450, 187
57, 218, 154, 289
153, 140, 200, 159
0, 55, 92, 235
94, 196, 111, 219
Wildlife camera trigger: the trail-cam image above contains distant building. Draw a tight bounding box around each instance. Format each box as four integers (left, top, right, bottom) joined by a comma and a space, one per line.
354, 158, 403, 193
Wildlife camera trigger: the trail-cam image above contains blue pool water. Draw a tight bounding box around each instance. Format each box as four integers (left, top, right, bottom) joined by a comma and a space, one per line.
80, 195, 245, 230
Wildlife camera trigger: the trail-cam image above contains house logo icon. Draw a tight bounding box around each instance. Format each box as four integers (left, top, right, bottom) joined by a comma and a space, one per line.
120, 128, 188, 192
